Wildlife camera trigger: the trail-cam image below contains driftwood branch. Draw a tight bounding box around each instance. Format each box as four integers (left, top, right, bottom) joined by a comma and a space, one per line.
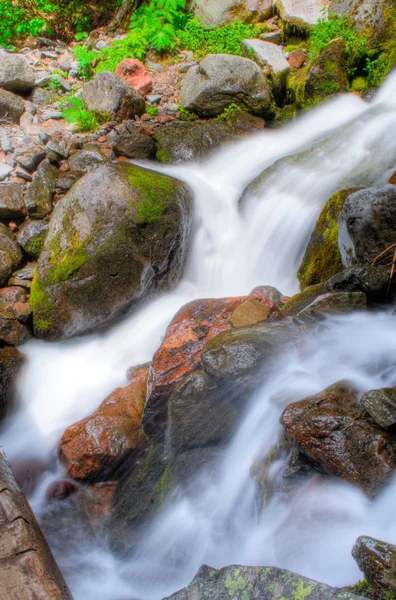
0, 447, 74, 599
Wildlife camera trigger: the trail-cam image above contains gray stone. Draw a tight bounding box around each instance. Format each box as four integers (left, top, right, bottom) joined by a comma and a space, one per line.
15, 145, 46, 172
55, 171, 82, 192
0, 163, 13, 181
68, 144, 107, 173
145, 60, 163, 72
34, 74, 53, 88
180, 54, 274, 118
56, 52, 73, 72
178, 61, 199, 73
53, 75, 71, 92
146, 94, 161, 104
295, 292, 367, 324
0, 89, 25, 123
17, 220, 48, 258
31, 163, 194, 340
0, 347, 25, 420
329, 0, 392, 41
165, 564, 366, 600
82, 72, 145, 121
110, 122, 155, 160
24, 159, 58, 218
0, 223, 22, 285
274, 0, 328, 32
360, 388, 396, 429
41, 109, 62, 121
338, 185, 396, 266
242, 39, 290, 73
188, 0, 273, 26
0, 183, 25, 221
324, 265, 389, 302
0, 54, 35, 92
260, 31, 283, 44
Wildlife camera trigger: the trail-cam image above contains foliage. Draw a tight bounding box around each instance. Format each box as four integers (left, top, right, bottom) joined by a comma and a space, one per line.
177, 17, 262, 58
72, 45, 99, 79
177, 104, 198, 121
351, 76, 367, 92
130, 0, 188, 52
365, 54, 390, 87
0, 0, 55, 47
146, 105, 159, 116
61, 97, 108, 132
215, 103, 242, 121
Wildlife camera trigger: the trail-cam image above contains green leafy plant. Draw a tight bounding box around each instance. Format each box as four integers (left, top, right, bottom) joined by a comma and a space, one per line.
177, 17, 262, 58
61, 96, 108, 132
215, 103, 242, 121
365, 54, 389, 86
130, 0, 188, 52
72, 45, 99, 79
146, 105, 159, 116
177, 104, 199, 121
309, 13, 367, 59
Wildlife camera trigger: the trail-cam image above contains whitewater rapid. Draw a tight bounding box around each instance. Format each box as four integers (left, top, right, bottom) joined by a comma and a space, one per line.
4, 73, 396, 599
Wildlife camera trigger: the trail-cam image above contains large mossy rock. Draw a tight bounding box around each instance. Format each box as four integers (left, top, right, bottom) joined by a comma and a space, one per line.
30, 163, 194, 340
180, 54, 274, 118
288, 40, 349, 109
297, 189, 360, 290
155, 121, 244, 163
165, 564, 366, 600
338, 185, 396, 266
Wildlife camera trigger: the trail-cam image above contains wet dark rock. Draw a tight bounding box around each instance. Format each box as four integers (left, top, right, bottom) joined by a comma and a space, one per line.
338, 185, 396, 266
46, 480, 79, 501
281, 283, 326, 316
324, 265, 389, 303
68, 144, 107, 173
165, 564, 366, 600
0, 89, 25, 123
155, 121, 243, 163
31, 163, 194, 340
352, 536, 396, 599
0, 315, 31, 346
24, 159, 58, 218
180, 54, 274, 118
294, 291, 367, 324
0, 183, 26, 221
110, 121, 155, 159
0, 53, 35, 92
17, 220, 48, 258
280, 382, 396, 496
360, 387, 396, 429
0, 346, 25, 420
55, 171, 82, 192
82, 71, 145, 121
0, 223, 22, 285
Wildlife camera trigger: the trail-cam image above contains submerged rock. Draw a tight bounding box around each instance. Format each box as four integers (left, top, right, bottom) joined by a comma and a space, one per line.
180, 54, 274, 118
164, 564, 366, 599
155, 121, 243, 163
60, 365, 149, 481
352, 536, 396, 599
338, 185, 396, 266
280, 382, 396, 496
30, 163, 194, 340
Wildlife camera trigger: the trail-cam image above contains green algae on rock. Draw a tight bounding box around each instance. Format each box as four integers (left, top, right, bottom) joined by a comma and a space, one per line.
31, 163, 194, 340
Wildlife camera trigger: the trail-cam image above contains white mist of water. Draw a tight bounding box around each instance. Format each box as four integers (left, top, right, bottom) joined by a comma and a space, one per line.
4, 74, 396, 599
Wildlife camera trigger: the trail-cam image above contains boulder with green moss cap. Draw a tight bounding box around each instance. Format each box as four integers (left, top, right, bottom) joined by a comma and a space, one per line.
30, 163, 194, 341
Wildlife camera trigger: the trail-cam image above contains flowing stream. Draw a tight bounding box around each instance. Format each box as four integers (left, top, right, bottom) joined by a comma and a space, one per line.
4, 74, 396, 599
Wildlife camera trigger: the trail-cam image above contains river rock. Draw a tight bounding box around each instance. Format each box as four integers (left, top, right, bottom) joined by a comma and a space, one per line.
17, 220, 48, 258
280, 382, 395, 496
281, 283, 325, 316
24, 159, 58, 219
294, 291, 367, 324
0, 223, 22, 285
338, 185, 396, 266
180, 54, 274, 118
0, 53, 35, 93
0, 347, 25, 421
168, 370, 238, 450
30, 163, 194, 340
60, 365, 149, 481
0, 89, 25, 124
68, 144, 107, 173
324, 265, 389, 303
15, 144, 46, 173
155, 121, 243, 163
110, 121, 155, 160
187, 0, 273, 26
164, 564, 366, 600
82, 71, 145, 121
0, 183, 26, 221
360, 387, 396, 429
352, 536, 396, 598
115, 59, 153, 97
242, 39, 290, 73
275, 0, 328, 32
143, 290, 280, 437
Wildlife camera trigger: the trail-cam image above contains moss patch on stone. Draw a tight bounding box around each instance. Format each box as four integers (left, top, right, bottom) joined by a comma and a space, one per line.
281, 283, 325, 316
297, 189, 359, 290
30, 270, 56, 334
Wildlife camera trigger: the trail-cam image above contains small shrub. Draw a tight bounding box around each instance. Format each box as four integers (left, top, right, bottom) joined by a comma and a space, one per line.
61, 97, 108, 132
72, 45, 99, 79
215, 103, 242, 121
146, 105, 159, 116
177, 104, 199, 121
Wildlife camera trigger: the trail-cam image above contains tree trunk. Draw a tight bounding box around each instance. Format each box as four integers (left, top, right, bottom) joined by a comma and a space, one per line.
107, 0, 139, 32
0, 447, 74, 600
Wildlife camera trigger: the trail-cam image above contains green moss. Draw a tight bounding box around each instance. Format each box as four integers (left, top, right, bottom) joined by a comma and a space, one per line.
25, 236, 45, 258
30, 271, 56, 334
297, 189, 358, 290
351, 76, 368, 92
156, 148, 172, 163
157, 463, 171, 501
50, 248, 89, 283
281, 283, 325, 316
126, 164, 177, 224
225, 571, 247, 596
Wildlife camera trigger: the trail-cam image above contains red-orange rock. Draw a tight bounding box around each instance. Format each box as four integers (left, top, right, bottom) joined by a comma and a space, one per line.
144, 288, 280, 434
280, 382, 395, 497
59, 364, 149, 481
115, 59, 153, 97
288, 49, 307, 70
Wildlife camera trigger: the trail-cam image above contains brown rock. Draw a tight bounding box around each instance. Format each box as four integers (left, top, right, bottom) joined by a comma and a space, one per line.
59, 365, 149, 481
288, 49, 307, 69
352, 536, 396, 598
280, 382, 395, 496
230, 299, 270, 327
115, 59, 153, 97
46, 480, 78, 501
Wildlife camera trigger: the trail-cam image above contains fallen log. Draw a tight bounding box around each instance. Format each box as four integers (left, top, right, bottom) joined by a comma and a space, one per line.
0, 446, 74, 599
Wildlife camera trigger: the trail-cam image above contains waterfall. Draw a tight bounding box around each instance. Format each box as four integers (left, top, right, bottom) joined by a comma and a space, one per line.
3, 72, 396, 600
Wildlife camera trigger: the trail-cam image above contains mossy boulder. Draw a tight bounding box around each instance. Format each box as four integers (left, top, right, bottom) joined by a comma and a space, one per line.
297, 189, 359, 290
287, 40, 349, 109
31, 163, 194, 340
281, 283, 325, 316
165, 564, 366, 600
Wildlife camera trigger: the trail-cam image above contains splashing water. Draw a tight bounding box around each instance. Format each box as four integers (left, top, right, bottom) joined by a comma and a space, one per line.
4, 74, 396, 599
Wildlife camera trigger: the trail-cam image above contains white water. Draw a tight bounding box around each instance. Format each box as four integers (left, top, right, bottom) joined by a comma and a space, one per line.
4, 75, 396, 599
